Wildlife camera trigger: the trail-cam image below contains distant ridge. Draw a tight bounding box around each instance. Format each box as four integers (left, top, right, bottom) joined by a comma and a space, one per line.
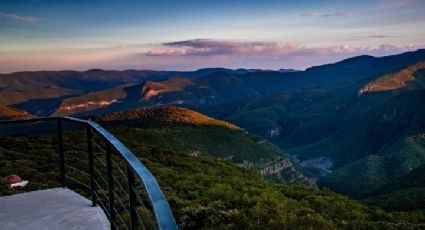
0, 105, 33, 120
359, 61, 425, 94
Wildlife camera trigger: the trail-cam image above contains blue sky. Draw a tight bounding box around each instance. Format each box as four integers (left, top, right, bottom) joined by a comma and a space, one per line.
0, 0, 424, 73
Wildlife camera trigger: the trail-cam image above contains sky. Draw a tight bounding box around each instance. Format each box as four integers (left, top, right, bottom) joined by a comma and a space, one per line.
0, 0, 424, 73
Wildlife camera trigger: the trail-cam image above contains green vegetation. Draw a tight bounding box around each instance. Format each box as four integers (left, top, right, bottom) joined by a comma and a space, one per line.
208, 65, 425, 211
95, 106, 315, 186
108, 126, 284, 164
0, 135, 60, 196
2, 51, 425, 227
361, 164, 425, 211
317, 89, 425, 197
95, 106, 285, 164
1, 133, 425, 229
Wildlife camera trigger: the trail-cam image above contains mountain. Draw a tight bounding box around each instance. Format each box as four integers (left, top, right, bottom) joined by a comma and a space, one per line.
0, 69, 170, 115
317, 88, 425, 196
200, 53, 425, 206
1, 68, 260, 116
94, 106, 314, 185
2, 49, 425, 212
359, 61, 425, 94
51, 85, 129, 116
0, 105, 33, 120
278, 68, 299, 73
49, 71, 264, 116
39, 49, 425, 117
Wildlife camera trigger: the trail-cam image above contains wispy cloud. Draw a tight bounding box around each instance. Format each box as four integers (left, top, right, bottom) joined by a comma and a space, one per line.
0, 12, 40, 22
145, 39, 299, 56
301, 12, 356, 17
368, 35, 395, 38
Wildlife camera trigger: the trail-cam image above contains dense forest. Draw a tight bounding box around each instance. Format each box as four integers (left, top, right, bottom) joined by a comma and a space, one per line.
1, 132, 425, 229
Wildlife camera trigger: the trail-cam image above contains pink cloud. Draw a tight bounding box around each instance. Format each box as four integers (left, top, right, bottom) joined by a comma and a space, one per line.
0, 12, 40, 22
145, 39, 300, 56
141, 39, 423, 70
145, 39, 419, 59
1, 39, 422, 73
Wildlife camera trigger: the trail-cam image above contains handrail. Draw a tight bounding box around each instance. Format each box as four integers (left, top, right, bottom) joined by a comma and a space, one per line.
0, 117, 178, 230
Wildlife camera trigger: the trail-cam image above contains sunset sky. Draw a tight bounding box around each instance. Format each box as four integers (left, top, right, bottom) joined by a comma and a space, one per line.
0, 0, 424, 73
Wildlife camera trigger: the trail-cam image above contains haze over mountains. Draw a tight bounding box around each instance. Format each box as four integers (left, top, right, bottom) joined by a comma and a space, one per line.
1, 49, 425, 212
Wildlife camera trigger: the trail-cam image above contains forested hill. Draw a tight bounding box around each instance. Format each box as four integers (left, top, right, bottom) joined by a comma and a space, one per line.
94, 106, 315, 186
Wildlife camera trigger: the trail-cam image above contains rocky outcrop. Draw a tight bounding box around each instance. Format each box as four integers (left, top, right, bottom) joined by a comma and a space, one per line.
52, 87, 126, 116
260, 157, 316, 187
238, 160, 254, 169
140, 78, 193, 101
260, 157, 292, 175
59, 99, 118, 111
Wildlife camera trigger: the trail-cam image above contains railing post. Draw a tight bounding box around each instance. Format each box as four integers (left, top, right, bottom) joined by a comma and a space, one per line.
86, 125, 97, 207
106, 141, 116, 230
127, 167, 138, 230
57, 118, 66, 187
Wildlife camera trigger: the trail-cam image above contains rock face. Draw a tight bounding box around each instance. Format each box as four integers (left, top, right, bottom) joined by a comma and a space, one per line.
52, 86, 127, 116
260, 157, 292, 175
59, 100, 118, 111
238, 160, 255, 169
260, 157, 316, 187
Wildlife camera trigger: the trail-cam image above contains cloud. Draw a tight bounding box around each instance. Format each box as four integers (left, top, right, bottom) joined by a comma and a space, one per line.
145, 39, 418, 59
140, 38, 423, 70
1, 39, 422, 73
301, 12, 356, 17
145, 39, 300, 56
368, 35, 395, 38
334, 43, 417, 54
0, 13, 40, 22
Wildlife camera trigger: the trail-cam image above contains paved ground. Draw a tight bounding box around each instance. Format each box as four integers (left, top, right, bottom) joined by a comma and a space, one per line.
0, 188, 109, 230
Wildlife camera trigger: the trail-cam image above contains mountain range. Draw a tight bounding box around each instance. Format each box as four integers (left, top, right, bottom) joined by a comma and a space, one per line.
1, 49, 425, 212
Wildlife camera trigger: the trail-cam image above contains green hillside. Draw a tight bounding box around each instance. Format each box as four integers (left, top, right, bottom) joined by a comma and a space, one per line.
94, 106, 313, 185
1, 133, 425, 229
94, 106, 283, 164
202, 60, 425, 210
361, 164, 425, 211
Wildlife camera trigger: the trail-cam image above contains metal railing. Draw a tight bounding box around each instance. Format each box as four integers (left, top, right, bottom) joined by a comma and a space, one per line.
0, 117, 178, 230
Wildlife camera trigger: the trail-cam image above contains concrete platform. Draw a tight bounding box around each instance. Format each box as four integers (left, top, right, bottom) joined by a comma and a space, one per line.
0, 188, 110, 230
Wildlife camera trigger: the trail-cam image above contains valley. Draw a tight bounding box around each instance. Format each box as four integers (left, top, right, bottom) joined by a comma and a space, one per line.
2, 1, 425, 229
1, 49, 425, 216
